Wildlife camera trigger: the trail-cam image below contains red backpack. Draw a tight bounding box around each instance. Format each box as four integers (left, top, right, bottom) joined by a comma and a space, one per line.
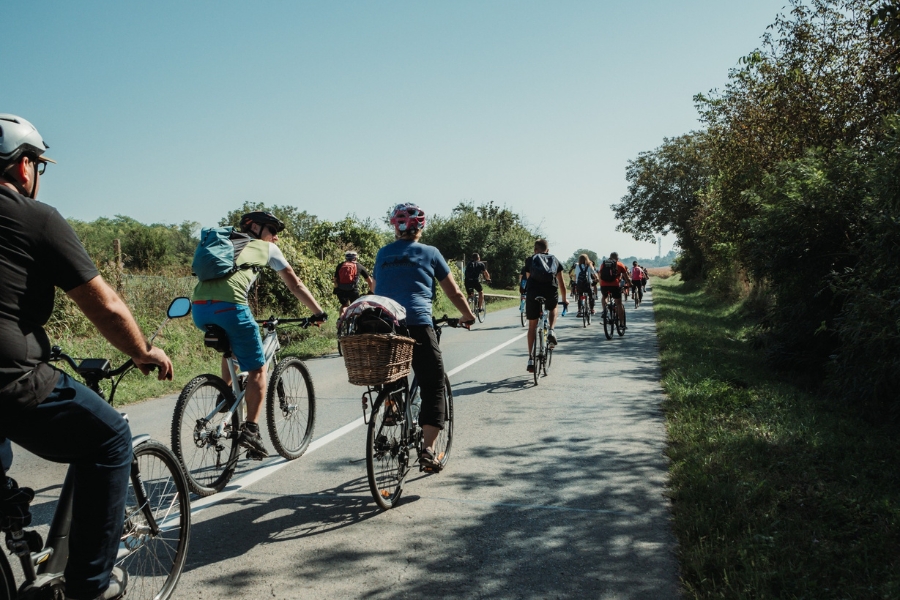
337, 261, 358, 290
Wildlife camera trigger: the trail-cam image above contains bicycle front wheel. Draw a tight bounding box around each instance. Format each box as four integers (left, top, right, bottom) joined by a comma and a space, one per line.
429, 375, 454, 470
366, 392, 407, 510
603, 304, 614, 340
172, 375, 240, 497
120, 440, 191, 600
266, 357, 316, 460
617, 309, 626, 336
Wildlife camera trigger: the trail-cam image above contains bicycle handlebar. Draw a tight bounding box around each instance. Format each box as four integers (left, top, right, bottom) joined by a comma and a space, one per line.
433, 315, 471, 329
257, 313, 329, 330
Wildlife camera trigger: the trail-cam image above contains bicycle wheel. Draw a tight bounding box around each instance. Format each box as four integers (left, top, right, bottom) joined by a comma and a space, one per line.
476, 304, 485, 324
120, 440, 190, 600
533, 329, 543, 385
366, 390, 408, 510
0, 553, 13, 600
266, 357, 316, 460
429, 374, 454, 470
171, 374, 240, 497
520, 308, 525, 327
544, 343, 552, 375
617, 308, 626, 336
603, 303, 614, 340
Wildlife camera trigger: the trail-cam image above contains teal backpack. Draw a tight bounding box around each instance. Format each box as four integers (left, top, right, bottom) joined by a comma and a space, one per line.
191, 227, 254, 281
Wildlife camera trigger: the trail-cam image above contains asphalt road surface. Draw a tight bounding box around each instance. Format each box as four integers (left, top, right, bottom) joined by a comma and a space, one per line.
7, 288, 679, 599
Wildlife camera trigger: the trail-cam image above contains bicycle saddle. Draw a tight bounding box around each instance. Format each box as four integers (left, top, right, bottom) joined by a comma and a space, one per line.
203, 324, 232, 355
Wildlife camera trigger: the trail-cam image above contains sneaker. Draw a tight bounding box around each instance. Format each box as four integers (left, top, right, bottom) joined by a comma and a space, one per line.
67, 566, 128, 600
547, 330, 558, 346
238, 423, 269, 459
527, 358, 535, 373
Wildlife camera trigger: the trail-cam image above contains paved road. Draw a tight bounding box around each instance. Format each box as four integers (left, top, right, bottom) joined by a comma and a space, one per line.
7, 290, 679, 599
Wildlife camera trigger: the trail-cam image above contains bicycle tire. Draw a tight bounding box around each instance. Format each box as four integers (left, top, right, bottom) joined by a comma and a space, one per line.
581, 297, 588, 328
119, 439, 191, 600
603, 303, 614, 340
421, 374, 455, 473
617, 309, 626, 336
171, 374, 240, 497
533, 329, 543, 385
0, 552, 13, 600
266, 357, 316, 460
544, 344, 552, 375
520, 308, 525, 327
476, 304, 485, 324
366, 390, 408, 510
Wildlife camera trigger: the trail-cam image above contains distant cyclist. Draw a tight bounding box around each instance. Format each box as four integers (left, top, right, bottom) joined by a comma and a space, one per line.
373, 203, 475, 470
334, 251, 375, 321
1, 114, 173, 600
463, 253, 492, 313
523, 239, 568, 373
631, 261, 645, 304
599, 252, 631, 326
573, 254, 597, 316
192, 211, 327, 460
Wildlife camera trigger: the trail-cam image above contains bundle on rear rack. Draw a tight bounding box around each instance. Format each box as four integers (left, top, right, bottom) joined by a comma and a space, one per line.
340, 296, 415, 386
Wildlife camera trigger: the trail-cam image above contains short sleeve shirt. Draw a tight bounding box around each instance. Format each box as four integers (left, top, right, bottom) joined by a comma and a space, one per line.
600, 261, 630, 287
523, 253, 564, 293
373, 240, 451, 326
333, 261, 370, 290
0, 187, 99, 407
464, 261, 486, 282
192, 239, 289, 305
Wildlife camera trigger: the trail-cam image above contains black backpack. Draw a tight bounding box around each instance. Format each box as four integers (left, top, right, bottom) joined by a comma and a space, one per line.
530, 254, 558, 284
599, 259, 618, 283
576, 264, 590, 286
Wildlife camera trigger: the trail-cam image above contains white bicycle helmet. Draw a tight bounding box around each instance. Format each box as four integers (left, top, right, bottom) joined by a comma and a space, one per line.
0, 115, 55, 165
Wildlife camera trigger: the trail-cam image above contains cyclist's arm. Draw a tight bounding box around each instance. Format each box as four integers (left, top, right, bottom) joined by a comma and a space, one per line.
555, 270, 568, 303
438, 273, 476, 323
365, 274, 375, 292
278, 265, 326, 315
66, 276, 173, 379
483, 267, 491, 282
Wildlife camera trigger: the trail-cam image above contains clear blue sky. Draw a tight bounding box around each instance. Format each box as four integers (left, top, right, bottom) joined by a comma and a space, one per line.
4, 1, 788, 262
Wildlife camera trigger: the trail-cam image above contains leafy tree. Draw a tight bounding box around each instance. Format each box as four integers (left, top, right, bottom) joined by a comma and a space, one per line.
564, 249, 599, 269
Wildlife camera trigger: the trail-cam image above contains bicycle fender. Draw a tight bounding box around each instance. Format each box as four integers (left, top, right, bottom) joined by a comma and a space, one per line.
131, 434, 152, 450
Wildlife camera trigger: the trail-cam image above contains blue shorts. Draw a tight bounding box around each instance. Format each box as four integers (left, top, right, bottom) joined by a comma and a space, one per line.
191, 301, 266, 371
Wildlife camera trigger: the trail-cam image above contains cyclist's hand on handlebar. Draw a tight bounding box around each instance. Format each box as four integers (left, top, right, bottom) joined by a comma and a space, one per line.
133, 347, 173, 381
459, 319, 475, 330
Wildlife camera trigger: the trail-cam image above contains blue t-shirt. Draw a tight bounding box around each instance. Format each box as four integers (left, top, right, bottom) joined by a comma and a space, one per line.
373, 239, 451, 326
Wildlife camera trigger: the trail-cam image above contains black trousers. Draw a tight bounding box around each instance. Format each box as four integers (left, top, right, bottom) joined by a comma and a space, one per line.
408, 325, 446, 429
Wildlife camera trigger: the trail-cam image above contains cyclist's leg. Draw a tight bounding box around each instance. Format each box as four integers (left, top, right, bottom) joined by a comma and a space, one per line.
408, 326, 445, 454
2, 372, 131, 600
524, 293, 541, 368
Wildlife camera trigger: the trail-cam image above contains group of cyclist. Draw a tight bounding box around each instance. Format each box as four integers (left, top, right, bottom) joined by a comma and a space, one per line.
1, 113, 650, 600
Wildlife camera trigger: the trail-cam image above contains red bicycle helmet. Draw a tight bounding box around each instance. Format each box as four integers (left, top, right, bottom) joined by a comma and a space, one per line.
389, 203, 426, 233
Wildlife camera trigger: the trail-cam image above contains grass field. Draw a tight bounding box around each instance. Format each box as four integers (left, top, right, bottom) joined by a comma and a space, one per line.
653, 275, 900, 599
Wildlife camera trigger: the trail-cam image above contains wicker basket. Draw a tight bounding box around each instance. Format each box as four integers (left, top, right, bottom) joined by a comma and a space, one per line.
341, 333, 416, 386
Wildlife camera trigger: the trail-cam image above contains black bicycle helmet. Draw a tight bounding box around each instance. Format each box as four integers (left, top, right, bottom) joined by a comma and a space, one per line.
239, 211, 285, 235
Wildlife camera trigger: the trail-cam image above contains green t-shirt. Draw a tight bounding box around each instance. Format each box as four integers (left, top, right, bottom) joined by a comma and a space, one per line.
192, 239, 288, 304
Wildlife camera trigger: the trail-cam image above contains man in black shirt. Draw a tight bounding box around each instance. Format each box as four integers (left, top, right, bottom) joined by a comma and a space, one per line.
522, 239, 568, 373
464, 253, 492, 313
0, 115, 173, 600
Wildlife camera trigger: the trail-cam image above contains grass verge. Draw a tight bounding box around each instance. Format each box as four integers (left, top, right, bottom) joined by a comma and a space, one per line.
653, 275, 900, 599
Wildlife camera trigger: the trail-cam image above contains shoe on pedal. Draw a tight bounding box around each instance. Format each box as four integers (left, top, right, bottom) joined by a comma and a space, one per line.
547, 330, 558, 346
238, 422, 269, 459
67, 566, 128, 600
526, 358, 535, 373
419, 448, 443, 472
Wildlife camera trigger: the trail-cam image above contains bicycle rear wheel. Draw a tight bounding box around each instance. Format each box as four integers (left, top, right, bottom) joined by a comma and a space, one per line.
617, 309, 626, 336
120, 440, 190, 600
366, 391, 408, 510
428, 374, 454, 470
533, 329, 543, 385
603, 303, 614, 340
581, 297, 588, 327
266, 357, 316, 460
544, 344, 552, 375
477, 304, 485, 323
171, 375, 240, 497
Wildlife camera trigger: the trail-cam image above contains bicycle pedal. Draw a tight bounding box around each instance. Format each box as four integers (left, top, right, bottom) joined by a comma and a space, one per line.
245, 449, 266, 461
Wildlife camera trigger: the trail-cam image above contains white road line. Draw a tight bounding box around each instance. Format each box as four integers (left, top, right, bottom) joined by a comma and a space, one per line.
190, 329, 527, 516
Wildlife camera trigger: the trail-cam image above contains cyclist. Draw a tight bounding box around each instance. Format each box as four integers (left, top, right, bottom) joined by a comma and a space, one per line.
523, 239, 568, 373
373, 203, 475, 470
599, 252, 631, 327
191, 211, 327, 460
0, 114, 173, 600
573, 254, 597, 316
568, 266, 577, 299
464, 253, 492, 314
589, 259, 599, 300
334, 250, 375, 321
631, 261, 645, 304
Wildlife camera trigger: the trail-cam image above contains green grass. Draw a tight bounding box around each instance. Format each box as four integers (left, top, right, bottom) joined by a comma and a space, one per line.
653, 275, 900, 600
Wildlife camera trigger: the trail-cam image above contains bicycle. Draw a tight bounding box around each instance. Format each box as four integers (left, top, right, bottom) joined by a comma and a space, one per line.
519, 290, 527, 327
466, 287, 487, 324
602, 292, 627, 340
530, 296, 554, 385
362, 316, 464, 510
577, 288, 592, 327
634, 282, 642, 309
172, 312, 326, 497
1, 298, 192, 600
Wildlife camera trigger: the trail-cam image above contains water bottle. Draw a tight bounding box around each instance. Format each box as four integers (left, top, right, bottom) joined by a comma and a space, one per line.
410, 389, 422, 424
561, 302, 568, 317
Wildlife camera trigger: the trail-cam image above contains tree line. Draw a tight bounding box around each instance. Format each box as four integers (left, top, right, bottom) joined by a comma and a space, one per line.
612, 0, 900, 408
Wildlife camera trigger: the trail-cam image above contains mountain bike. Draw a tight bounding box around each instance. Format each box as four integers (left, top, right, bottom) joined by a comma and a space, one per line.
602, 292, 627, 340
172, 312, 325, 497
531, 296, 553, 385
1, 298, 193, 600
362, 316, 464, 510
